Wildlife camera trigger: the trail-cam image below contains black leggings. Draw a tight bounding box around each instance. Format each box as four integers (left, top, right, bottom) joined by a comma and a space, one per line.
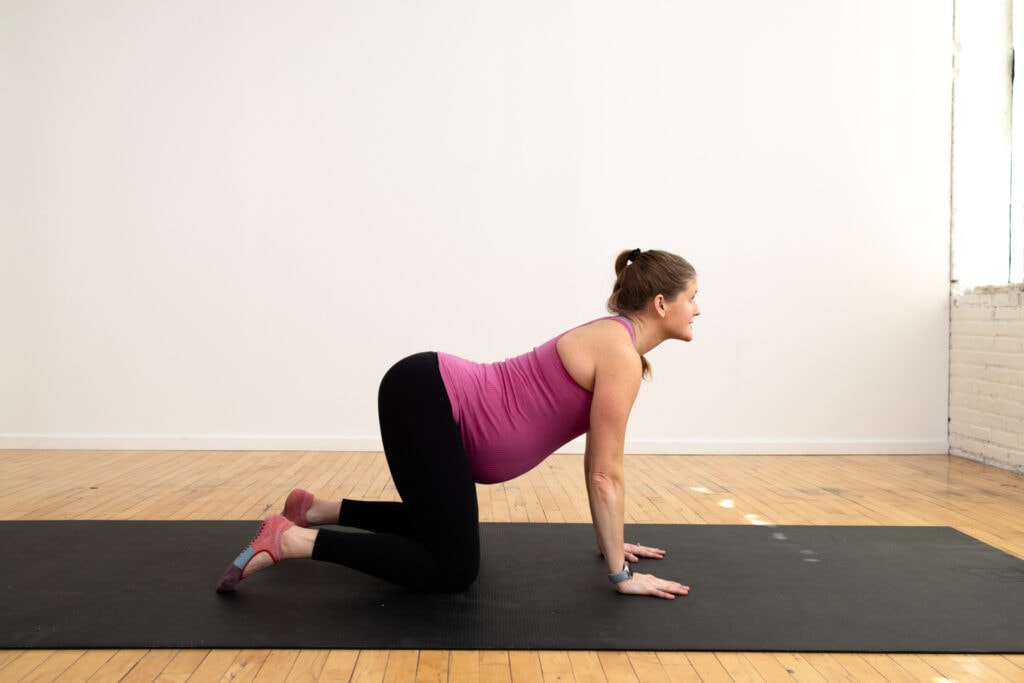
310, 352, 480, 592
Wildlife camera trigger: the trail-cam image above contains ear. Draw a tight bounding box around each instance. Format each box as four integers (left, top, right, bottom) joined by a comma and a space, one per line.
652, 294, 668, 318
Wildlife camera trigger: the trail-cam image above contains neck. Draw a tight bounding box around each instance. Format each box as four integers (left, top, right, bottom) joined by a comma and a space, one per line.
625, 312, 670, 356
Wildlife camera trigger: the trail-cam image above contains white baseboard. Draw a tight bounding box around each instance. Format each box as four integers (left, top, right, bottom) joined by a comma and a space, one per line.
0, 434, 385, 452
617, 439, 949, 455
0, 433, 948, 455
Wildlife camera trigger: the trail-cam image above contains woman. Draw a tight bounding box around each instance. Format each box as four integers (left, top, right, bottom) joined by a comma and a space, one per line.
217, 248, 698, 599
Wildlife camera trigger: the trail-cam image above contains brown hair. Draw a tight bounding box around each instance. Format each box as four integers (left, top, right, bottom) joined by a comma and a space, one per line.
606, 248, 697, 378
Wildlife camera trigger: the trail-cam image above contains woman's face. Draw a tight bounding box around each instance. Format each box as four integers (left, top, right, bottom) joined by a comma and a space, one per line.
665, 279, 700, 341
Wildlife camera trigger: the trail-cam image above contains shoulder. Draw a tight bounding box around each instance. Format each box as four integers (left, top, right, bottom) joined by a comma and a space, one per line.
593, 336, 642, 388
556, 318, 639, 393
562, 317, 635, 349
582, 319, 642, 386
588, 325, 642, 429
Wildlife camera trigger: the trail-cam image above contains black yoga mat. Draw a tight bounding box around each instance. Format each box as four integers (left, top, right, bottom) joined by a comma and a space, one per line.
3, 521, 1024, 652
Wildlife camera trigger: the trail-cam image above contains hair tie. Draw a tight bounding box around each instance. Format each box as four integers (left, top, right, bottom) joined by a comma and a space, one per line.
627, 248, 642, 264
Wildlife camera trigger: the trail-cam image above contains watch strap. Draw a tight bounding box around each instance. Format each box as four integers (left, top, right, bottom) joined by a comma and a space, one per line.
608, 563, 631, 584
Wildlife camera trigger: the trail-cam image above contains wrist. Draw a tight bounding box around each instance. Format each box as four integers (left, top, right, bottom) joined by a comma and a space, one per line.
607, 562, 631, 584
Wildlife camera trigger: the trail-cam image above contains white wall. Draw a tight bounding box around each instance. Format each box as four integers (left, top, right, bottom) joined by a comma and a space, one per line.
1, 0, 952, 454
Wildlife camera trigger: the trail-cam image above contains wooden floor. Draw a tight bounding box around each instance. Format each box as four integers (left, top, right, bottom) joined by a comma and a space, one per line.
1, 451, 1023, 682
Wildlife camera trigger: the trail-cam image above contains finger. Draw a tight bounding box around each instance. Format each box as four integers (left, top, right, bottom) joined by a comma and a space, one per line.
625, 552, 639, 563
645, 581, 678, 599
649, 577, 689, 596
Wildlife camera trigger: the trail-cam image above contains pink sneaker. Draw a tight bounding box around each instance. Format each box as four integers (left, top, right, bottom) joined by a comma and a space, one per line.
215, 514, 293, 593
281, 488, 315, 527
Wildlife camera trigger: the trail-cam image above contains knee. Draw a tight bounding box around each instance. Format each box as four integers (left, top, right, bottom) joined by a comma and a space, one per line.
434, 554, 480, 593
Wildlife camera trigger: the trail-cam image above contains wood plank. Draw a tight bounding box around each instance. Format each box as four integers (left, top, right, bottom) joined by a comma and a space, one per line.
479, 651, 514, 683
918, 654, 1021, 682
158, 649, 212, 680
222, 649, 271, 683
821, 653, 887, 681
858, 654, 931, 682
683, 652, 733, 682
321, 650, 360, 680
187, 649, 244, 683
982, 655, 1024, 681
85, 649, 156, 682
508, 650, 544, 683
448, 650, 481, 683
253, 649, 302, 682
16, 650, 85, 683
284, 650, 330, 683
595, 651, 640, 683
567, 651, 608, 683
625, 651, 668, 682
350, 649, 389, 683
738, 653, 798, 682
771, 653, 829, 683
117, 650, 178, 683
654, 652, 702, 682
537, 650, 572, 682
382, 650, 419, 683
0, 651, 55, 682
414, 650, 449, 683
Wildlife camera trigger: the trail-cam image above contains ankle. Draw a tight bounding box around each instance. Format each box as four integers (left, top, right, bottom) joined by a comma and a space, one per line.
281, 526, 317, 560
308, 499, 340, 526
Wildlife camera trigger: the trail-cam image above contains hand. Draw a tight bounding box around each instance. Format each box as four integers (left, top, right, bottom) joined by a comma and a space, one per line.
615, 571, 690, 599
625, 542, 667, 563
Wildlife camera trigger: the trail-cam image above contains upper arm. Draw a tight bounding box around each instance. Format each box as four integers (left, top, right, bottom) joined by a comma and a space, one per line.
585, 342, 642, 477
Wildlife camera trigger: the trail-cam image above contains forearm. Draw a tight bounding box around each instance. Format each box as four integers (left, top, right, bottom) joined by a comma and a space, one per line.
588, 472, 626, 573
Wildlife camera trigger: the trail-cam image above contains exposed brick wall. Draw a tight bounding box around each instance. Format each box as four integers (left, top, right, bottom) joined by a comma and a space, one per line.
949, 285, 1024, 474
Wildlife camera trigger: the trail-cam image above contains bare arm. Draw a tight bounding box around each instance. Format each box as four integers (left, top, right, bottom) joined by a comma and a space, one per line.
585, 344, 641, 575
584, 338, 690, 599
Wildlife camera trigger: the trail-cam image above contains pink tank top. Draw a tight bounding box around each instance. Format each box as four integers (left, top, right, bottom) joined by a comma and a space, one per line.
437, 317, 635, 484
